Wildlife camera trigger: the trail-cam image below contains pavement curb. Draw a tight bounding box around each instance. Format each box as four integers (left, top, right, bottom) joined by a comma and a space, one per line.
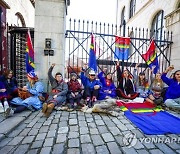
0, 111, 32, 142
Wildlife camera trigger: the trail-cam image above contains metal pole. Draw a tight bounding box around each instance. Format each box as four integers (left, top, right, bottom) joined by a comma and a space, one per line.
122, 19, 126, 71
0, 7, 2, 73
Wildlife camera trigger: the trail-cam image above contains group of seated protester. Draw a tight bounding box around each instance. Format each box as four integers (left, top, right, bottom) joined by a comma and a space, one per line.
0, 62, 180, 118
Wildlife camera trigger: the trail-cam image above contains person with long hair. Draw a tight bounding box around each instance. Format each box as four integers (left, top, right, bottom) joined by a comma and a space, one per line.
42, 63, 68, 117
5, 71, 44, 117
146, 72, 164, 105
133, 64, 150, 98
98, 67, 116, 100
116, 61, 138, 99
161, 65, 180, 110
0, 69, 18, 99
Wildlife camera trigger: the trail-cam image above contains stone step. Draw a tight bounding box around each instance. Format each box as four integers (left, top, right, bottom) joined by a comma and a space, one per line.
0, 111, 32, 142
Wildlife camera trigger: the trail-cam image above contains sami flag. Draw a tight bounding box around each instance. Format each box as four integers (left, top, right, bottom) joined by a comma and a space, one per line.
26, 30, 35, 73
88, 34, 97, 72
114, 36, 130, 60
142, 40, 159, 74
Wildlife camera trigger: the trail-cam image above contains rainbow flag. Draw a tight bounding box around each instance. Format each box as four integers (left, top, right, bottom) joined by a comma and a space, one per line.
114, 36, 130, 60
116, 101, 180, 135
142, 40, 159, 74
26, 30, 35, 73
88, 34, 97, 72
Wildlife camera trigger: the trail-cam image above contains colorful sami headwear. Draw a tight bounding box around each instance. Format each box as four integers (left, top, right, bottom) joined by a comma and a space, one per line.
27, 71, 38, 80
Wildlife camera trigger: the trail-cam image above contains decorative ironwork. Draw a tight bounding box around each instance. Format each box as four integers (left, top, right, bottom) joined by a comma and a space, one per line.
65, 19, 173, 82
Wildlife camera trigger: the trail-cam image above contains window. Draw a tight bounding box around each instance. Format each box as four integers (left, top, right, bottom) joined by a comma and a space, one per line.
129, 0, 136, 18
15, 12, 26, 27
151, 10, 164, 42
121, 7, 125, 25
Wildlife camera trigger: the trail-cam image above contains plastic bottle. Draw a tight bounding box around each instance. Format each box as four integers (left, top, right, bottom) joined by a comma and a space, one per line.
3, 98, 9, 112
0, 100, 4, 113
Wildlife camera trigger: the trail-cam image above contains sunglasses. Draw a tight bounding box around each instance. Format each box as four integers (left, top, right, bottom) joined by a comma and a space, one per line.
90, 74, 95, 76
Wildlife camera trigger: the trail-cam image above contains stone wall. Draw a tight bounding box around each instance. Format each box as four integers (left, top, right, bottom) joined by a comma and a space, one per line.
116, 0, 180, 70
5, 0, 35, 27
34, 0, 66, 91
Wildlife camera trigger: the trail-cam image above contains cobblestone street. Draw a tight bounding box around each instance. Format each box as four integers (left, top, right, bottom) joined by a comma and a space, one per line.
0, 109, 180, 154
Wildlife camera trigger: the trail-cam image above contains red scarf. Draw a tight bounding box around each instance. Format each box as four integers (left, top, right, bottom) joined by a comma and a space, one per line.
106, 79, 111, 86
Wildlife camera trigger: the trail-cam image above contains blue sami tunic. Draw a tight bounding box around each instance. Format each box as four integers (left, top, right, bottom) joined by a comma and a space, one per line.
161, 73, 180, 100
98, 72, 116, 100
11, 81, 44, 110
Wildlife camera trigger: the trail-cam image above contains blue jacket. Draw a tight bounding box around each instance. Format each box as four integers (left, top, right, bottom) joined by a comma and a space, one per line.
98, 72, 116, 91
11, 81, 44, 110
161, 73, 180, 100
98, 72, 116, 100
80, 72, 102, 90
0, 75, 17, 94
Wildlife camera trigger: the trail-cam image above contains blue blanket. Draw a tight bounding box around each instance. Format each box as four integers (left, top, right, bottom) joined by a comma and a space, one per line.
125, 111, 180, 135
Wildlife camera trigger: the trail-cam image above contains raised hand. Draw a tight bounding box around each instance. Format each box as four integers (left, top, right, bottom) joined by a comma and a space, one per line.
135, 63, 140, 69
116, 61, 120, 66
81, 63, 88, 71
103, 67, 107, 73
51, 63, 56, 67
169, 65, 174, 71
165, 65, 174, 73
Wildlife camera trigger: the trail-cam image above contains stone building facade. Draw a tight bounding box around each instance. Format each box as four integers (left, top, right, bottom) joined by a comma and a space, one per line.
116, 0, 180, 70
0, 0, 35, 73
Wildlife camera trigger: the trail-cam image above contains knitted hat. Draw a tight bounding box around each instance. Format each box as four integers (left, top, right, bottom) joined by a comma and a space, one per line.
70, 72, 77, 78
27, 71, 38, 79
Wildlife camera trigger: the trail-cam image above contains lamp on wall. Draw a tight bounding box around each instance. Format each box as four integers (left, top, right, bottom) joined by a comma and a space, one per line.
44, 38, 54, 56
45, 38, 51, 49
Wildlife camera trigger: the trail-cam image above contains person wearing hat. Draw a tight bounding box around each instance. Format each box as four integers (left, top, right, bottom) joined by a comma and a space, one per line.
42, 63, 68, 117
5, 70, 44, 117
80, 65, 102, 107
133, 64, 150, 98
67, 72, 83, 109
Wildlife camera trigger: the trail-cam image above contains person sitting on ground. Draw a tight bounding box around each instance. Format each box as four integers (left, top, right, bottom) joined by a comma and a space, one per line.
133, 64, 150, 99
80, 65, 102, 107
98, 67, 116, 100
0, 81, 8, 102
42, 63, 68, 117
0, 69, 18, 99
67, 72, 83, 109
161, 65, 180, 110
146, 72, 164, 105
5, 71, 44, 117
116, 61, 138, 99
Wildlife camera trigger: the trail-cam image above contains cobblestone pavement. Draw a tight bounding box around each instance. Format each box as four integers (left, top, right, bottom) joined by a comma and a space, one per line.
0, 109, 180, 154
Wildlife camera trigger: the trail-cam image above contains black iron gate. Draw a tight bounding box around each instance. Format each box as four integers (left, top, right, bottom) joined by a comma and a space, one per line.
8, 26, 34, 86
65, 19, 173, 80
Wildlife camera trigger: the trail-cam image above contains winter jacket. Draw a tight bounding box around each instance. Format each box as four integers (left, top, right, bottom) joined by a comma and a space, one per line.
161, 73, 180, 100
80, 72, 102, 90
48, 66, 68, 96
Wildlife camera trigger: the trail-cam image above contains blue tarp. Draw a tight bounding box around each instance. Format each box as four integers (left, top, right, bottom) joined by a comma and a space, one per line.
125, 111, 180, 135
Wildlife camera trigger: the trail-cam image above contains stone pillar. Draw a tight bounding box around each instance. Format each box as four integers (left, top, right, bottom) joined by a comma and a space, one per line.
165, 8, 180, 70
34, 0, 66, 91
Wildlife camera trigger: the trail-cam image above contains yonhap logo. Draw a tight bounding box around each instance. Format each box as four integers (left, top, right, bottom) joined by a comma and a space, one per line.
123, 133, 138, 148
122, 132, 180, 148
